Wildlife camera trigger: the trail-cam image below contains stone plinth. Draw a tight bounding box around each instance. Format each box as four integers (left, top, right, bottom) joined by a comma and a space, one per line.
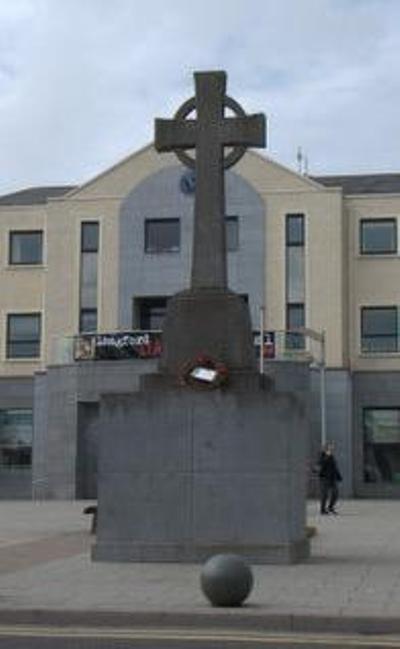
93, 371, 310, 564
160, 289, 256, 375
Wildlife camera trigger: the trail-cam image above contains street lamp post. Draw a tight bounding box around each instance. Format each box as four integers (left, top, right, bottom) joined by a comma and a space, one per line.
320, 330, 327, 447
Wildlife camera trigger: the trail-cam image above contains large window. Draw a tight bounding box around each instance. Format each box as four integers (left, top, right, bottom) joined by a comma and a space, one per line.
360, 219, 397, 255
361, 307, 397, 353
286, 214, 305, 349
0, 409, 32, 467
364, 408, 400, 483
6, 313, 41, 359
9, 231, 43, 265
145, 219, 180, 253
79, 222, 99, 333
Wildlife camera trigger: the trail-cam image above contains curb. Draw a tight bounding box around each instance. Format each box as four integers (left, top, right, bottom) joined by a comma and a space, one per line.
0, 609, 400, 636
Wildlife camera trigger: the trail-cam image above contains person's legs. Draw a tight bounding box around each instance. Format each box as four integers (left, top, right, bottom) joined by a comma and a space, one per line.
320, 479, 329, 513
328, 482, 339, 512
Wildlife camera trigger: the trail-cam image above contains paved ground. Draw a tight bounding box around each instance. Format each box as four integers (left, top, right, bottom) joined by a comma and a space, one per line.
1, 500, 400, 635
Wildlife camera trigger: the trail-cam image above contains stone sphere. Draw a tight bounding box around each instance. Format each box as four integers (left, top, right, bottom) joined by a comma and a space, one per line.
200, 554, 254, 607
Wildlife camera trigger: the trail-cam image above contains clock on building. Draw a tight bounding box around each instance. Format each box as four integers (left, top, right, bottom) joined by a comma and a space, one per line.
179, 170, 196, 195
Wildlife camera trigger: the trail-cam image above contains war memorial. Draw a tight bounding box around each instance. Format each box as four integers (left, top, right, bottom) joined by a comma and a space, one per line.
92, 71, 310, 564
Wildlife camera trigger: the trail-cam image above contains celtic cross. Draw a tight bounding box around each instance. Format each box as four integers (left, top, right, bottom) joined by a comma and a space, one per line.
155, 71, 266, 290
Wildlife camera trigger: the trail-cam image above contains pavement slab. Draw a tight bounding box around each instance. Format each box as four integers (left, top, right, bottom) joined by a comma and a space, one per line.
1, 499, 400, 635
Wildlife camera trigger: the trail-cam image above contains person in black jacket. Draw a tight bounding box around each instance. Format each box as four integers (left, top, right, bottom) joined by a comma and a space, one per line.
319, 442, 342, 515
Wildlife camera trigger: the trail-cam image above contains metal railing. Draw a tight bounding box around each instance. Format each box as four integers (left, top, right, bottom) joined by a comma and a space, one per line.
50, 328, 324, 366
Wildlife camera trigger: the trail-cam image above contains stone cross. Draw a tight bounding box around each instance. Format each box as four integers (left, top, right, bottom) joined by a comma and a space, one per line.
155, 71, 266, 290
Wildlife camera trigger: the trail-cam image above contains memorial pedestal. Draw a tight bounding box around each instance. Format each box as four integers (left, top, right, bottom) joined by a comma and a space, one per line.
93, 371, 310, 565
93, 70, 310, 565
160, 289, 256, 374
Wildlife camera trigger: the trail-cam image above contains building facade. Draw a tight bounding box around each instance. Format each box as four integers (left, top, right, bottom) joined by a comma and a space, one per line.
1, 145, 400, 499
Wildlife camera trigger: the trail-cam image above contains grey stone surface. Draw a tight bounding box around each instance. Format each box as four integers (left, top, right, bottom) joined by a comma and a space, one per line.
93, 374, 309, 564
200, 554, 253, 606
33, 360, 157, 499
3, 500, 400, 636
31, 357, 331, 503
159, 288, 256, 373
0, 377, 33, 406
76, 402, 99, 498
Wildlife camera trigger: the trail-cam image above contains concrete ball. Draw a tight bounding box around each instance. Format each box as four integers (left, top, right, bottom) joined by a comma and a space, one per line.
200, 553, 254, 607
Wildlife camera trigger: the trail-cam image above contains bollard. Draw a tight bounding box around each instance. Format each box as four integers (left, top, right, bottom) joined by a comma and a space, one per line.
200, 553, 253, 607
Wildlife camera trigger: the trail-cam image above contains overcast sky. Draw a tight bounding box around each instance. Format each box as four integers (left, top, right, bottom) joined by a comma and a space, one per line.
0, 0, 399, 195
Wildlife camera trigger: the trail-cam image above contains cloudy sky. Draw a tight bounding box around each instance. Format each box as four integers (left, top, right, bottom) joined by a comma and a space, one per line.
0, 0, 399, 195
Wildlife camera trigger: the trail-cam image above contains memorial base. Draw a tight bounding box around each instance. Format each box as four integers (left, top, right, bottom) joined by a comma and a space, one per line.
160, 289, 256, 374
93, 372, 310, 565
93, 539, 309, 564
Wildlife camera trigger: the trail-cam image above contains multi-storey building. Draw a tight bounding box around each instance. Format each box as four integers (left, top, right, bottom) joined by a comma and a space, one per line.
1, 144, 400, 499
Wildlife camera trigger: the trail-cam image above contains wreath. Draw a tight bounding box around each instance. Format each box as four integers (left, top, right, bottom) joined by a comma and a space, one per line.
179, 353, 229, 389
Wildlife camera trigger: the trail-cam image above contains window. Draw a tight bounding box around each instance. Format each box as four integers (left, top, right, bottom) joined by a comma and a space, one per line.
286, 213, 305, 246
145, 219, 180, 253
360, 219, 397, 255
137, 297, 168, 330
79, 308, 97, 333
286, 303, 305, 349
286, 214, 305, 349
81, 222, 99, 252
363, 408, 400, 483
225, 216, 239, 252
361, 307, 397, 353
79, 222, 99, 333
80, 254, 98, 309
0, 409, 32, 467
6, 313, 41, 359
286, 247, 305, 302
9, 231, 43, 265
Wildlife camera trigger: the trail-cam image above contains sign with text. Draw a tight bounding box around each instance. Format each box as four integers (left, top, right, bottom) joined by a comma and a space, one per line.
74, 330, 275, 361
253, 331, 275, 359
74, 331, 163, 361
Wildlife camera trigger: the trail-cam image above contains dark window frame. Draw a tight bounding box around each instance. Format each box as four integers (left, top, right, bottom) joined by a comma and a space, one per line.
6, 313, 42, 359
135, 296, 169, 330
0, 407, 33, 468
360, 218, 397, 255
361, 306, 398, 353
79, 308, 98, 333
363, 407, 400, 484
286, 213, 305, 247
81, 222, 99, 253
144, 218, 180, 254
286, 302, 305, 350
79, 222, 99, 334
9, 230, 43, 265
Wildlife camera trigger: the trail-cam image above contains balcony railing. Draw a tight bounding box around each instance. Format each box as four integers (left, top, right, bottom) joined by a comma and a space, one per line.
51, 329, 323, 366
